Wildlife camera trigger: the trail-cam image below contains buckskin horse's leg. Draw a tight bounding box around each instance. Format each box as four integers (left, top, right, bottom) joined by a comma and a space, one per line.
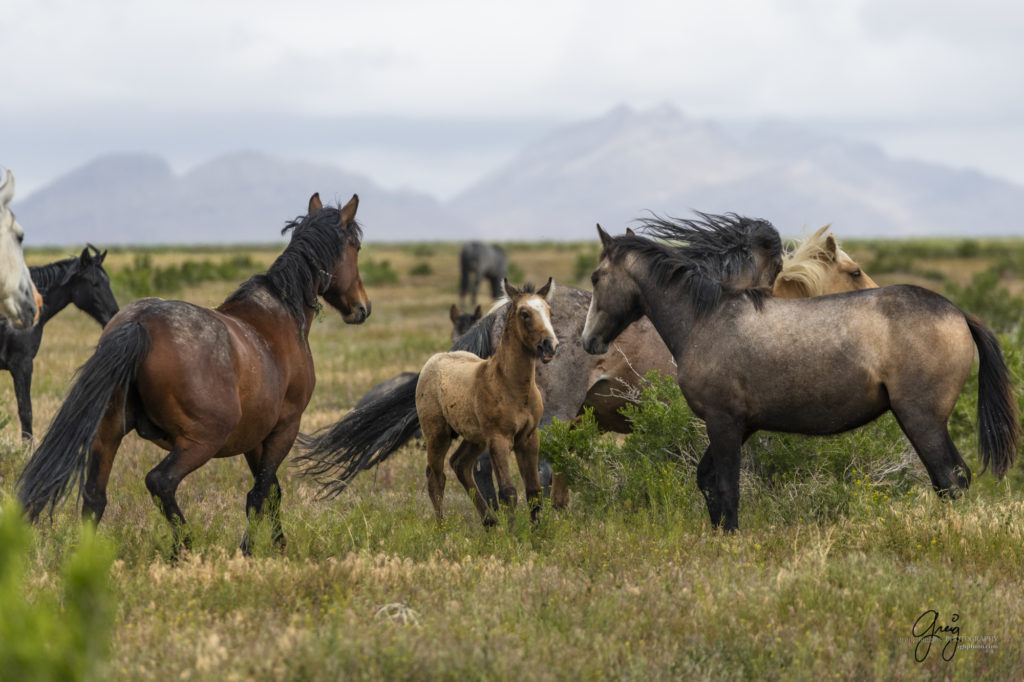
449, 440, 491, 524
514, 430, 543, 522
422, 422, 452, 522
487, 437, 518, 516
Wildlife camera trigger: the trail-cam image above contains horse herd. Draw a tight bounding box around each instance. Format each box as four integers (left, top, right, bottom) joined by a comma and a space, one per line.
1, 180, 1017, 554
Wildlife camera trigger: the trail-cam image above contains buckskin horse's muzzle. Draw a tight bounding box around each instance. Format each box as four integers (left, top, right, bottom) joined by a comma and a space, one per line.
539, 337, 559, 363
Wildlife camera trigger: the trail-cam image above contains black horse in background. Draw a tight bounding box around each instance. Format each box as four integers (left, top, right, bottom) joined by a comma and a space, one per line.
0, 245, 119, 440
459, 242, 507, 305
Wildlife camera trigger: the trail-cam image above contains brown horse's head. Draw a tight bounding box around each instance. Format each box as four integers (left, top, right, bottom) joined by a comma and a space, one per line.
773, 225, 878, 298
504, 277, 558, 363
582, 225, 645, 355
309, 192, 372, 324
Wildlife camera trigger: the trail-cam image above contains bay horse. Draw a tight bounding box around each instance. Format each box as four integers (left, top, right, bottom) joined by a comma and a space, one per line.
1, 245, 119, 440
0, 169, 41, 329
417, 278, 557, 525
17, 193, 370, 555
581, 224, 1018, 531
459, 241, 508, 305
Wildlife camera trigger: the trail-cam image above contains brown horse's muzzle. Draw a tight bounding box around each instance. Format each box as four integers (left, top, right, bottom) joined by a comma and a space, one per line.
343, 301, 371, 324
538, 337, 558, 363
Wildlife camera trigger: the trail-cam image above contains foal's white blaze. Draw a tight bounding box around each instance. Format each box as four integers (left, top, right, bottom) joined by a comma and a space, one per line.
527, 297, 557, 341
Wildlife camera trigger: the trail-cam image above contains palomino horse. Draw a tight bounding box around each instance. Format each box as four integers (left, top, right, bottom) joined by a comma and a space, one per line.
582, 224, 1018, 531
18, 193, 370, 554
0, 170, 40, 329
773, 224, 878, 297
0, 245, 120, 440
459, 241, 508, 305
418, 279, 557, 524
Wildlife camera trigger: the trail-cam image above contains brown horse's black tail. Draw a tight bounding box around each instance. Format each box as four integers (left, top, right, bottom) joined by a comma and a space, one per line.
17, 321, 149, 521
297, 308, 503, 497
966, 314, 1019, 478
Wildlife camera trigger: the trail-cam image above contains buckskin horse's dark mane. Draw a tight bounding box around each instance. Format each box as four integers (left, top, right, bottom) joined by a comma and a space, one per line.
608, 213, 778, 318
225, 206, 362, 329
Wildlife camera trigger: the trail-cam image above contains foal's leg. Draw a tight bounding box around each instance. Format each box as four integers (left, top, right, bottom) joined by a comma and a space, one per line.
422, 420, 453, 521
514, 430, 544, 522
449, 440, 491, 524
891, 404, 971, 496
487, 437, 518, 513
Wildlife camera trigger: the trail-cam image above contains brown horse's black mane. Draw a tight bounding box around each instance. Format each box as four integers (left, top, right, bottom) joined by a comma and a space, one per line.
225, 205, 362, 329
607, 213, 778, 318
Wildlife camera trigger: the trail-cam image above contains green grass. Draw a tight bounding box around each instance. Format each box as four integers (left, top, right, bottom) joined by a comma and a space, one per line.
2, 239, 1024, 680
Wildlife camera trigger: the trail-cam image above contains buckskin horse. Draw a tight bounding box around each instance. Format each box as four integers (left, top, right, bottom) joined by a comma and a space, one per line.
18, 193, 370, 555
581, 223, 1018, 531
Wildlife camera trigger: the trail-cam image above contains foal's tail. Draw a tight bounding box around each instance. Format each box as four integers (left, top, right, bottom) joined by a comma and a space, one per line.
17, 321, 149, 521
297, 309, 503, 496
967, 314, 1019, 478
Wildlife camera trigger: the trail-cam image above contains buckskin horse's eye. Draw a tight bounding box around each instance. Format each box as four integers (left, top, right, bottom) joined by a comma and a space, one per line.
520, 310, 530, 321
851, 269, 862, 278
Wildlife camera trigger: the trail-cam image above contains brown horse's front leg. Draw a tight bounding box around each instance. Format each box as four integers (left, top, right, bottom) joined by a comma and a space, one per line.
515, 429, 543, 523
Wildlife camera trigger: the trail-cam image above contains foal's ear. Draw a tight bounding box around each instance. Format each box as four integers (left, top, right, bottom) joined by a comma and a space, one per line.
449, 304, 459, 324
472, 305, 483, 320
308, 192, 323, 213
503, 278, 520, 299
339, 193, 359, 225
597, 224, 614, 249
537, 277, 554, 302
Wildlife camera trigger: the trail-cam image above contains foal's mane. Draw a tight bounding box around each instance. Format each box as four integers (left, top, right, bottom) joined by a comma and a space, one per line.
775, 224, 839, 296
225, 205, 362, 329
608, 213, 778, 317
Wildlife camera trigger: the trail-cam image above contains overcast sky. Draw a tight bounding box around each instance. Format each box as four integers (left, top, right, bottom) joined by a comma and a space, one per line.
4, 0, 1023, 200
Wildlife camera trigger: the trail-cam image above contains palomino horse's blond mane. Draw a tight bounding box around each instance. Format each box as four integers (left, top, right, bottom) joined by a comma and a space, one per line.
773, 224, 866, 297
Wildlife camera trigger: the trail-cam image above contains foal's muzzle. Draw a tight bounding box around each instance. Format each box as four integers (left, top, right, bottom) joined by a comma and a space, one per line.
538, 337, 558, 363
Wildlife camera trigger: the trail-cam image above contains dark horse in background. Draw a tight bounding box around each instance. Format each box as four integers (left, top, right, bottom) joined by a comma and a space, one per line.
459, 241, 507, 306
298, 213, 782, 501
1, 245, 119, 440
581, 224, 1019, 531
18, 193, 370, 555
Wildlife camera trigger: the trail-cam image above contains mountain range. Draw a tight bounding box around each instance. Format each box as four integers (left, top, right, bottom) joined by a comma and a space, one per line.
15, 104, 1024, 245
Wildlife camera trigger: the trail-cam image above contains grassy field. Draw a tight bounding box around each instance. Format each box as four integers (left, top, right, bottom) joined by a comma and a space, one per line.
2, 237, 1024, 680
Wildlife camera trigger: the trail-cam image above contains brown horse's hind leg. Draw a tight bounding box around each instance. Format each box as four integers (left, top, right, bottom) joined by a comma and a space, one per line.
145, 441, 220, 557
891, 405, 971, 496
449, 440, 491, 524
240, 423, 299, 555
82, 389, 130, 524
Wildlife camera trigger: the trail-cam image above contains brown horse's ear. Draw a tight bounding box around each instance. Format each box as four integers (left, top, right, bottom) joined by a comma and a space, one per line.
472, 305, 482, 320
449, 304, 459, 324
597, 224, 614, 249
503, 278, 519, 299
308, 192, 323, 213
625, 227, 636, 237
339, 193, 359, 225
536, 277, 554, 302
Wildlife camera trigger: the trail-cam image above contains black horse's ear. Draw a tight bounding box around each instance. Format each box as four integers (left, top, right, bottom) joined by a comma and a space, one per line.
79, 246, 93, 265
449, 304, 459, 324
625, 227, 636, 237
472, 305, 483, 320
308, 192, 323, 213
537, 277, 554, 301
339, 194, 359, 225
503, 278, 519, 299
597, 224, 614, 249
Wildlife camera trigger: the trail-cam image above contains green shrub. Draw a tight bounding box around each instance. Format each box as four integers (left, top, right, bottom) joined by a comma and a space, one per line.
945, 267, 1024, 334
360, 258, 399, 286
573, 249, 599, 284
409, 261, 434, 277
0, 504, 116, 681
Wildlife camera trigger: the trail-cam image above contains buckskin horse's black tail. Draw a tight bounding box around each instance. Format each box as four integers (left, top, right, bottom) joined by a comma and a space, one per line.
17, 321, 149, 521
966, 314, 1019, 478
298, 309, 503, 496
